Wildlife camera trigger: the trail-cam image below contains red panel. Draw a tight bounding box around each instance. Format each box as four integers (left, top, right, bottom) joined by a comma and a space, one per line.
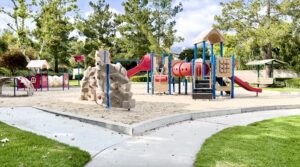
154, 75, 168, 82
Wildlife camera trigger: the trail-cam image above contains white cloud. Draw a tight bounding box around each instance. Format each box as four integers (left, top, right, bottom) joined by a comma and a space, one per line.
173, 0, 222, 48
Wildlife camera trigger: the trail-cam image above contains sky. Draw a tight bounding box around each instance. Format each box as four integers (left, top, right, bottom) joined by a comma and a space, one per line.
0, 0, 225, 48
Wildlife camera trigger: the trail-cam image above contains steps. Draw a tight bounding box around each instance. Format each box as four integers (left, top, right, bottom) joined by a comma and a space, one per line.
192, 80, 212, 99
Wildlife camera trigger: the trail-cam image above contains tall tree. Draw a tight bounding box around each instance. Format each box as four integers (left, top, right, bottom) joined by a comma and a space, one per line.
115, 0, 151, 59
0, 0, 36, 61
148, 0, 183, 53
34, 0, 77, 72
214, 0, 291, 73
76, 0, 115, 66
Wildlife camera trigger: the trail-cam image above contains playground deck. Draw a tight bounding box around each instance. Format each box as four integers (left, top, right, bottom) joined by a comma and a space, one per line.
0, 83, 299, 124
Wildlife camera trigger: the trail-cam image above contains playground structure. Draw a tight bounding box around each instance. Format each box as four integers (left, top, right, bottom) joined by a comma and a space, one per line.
0, 76, 34, 96
17, 60, 70, 91
80, 50, 135, 110
127, 28, 262, 99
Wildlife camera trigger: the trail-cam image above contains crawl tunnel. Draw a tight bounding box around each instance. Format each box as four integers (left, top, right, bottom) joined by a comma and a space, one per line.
172, 62, 210, 77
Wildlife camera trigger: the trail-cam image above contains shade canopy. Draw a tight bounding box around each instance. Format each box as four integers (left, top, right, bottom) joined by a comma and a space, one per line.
26, 60, 50, 69
246, 59, 288, 66
193, 28, 224, 45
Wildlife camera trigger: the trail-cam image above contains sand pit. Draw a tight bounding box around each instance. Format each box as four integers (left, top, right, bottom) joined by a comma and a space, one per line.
1, 83, 299, 124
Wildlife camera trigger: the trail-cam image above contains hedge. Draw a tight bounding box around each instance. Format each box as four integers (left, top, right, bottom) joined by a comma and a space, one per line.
286, 78, 300, 88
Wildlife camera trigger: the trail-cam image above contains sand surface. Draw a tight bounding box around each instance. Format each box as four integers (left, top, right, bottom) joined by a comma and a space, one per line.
1, 83, 299, 124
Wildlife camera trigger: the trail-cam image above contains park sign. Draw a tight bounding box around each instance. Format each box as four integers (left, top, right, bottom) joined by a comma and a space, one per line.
73, 55, 85, 63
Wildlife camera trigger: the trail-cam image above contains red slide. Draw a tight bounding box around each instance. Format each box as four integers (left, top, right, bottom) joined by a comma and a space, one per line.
127, 54, 151, 78
233, 76, 262, 93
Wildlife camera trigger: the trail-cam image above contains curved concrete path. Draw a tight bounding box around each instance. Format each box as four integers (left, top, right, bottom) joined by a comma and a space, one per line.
0, 107, 299, 167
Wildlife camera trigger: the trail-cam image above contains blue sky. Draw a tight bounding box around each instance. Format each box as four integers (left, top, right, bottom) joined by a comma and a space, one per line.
0, 0, 225, 48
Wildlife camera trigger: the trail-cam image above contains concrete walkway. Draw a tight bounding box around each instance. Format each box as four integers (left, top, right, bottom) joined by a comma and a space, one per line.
0, 107, 299, 167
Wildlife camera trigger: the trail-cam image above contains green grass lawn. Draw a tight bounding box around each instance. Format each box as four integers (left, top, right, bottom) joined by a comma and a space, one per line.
0, 121, 91, 167
263, 87, 300, 92
69, 80, 80, 87
194, 116, 300, 167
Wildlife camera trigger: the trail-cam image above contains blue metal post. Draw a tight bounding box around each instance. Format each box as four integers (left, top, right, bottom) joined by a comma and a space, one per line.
184, 57, 188, 95
40, 69, 43, 91
168, 53, 172, 95
147, 71, 150, 93
104, 50, 107, 63
77, 62, 80, 86
47, 69, 49, 91
220, 42, 224, 96
202, 41, 206, 79
106, 64, 110, 109
62, 68, 64, 91
212, 55, 216, 99
192, 44, 197, 93
151, 51, 154, 95
231, 54, 235, 99
210, 44, 214, 64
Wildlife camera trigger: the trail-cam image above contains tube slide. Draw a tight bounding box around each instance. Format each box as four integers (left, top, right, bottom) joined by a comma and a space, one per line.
127, 54, 151, 78
233, 76, 262, 93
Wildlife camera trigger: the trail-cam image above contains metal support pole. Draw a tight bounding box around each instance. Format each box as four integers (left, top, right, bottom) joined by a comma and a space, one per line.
184, 57, 188, 95
178, 77, 181, 94
220, 42, 224, 96
62, 68, 64, 91
231, 54, 235, 99
40, 69, 43, 91
47, 69, 49, 91
106, 64, 110, 109
151, 51, 154, 95
202, 41, 206, 79
212, 55, 216, 99
13, 78, 16, 96
172, 77, 175, 92
168, 53, 172, 95
68, 68, 70, 90
192, 44, 197, 93
77, 62, 80, 86
147, 71, 150, 93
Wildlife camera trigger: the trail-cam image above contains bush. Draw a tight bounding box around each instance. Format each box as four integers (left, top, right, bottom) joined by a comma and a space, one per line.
130, 75, 150, 82
286, 78, 300, 88
0, 67, 10, 76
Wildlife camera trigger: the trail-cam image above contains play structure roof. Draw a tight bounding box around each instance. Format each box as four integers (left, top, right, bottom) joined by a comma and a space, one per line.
246, 59, 288, 66
193, 28, 224, 45
26, 60, 50, 69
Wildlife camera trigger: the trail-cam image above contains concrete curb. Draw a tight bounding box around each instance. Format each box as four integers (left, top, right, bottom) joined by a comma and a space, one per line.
32, 106, 133, 135
32, 104, 300, 136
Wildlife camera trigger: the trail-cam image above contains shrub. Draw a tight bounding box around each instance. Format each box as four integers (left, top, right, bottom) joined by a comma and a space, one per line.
0, 49, 27, 76
0, 67, 10, 76
286, 78, 300, 88
130, 75, 150, 82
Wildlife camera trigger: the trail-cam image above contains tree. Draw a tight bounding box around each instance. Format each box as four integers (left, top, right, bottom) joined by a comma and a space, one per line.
0, 0, 35, 50
0, 39, 8, 55
33, 0, 77, 72
214, 0, 292, 73
78, 0, 115, 50
115, 0, 183, 59
0, 49, 27, 76
148, 0, 183, 53
115, 0, 151, 59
